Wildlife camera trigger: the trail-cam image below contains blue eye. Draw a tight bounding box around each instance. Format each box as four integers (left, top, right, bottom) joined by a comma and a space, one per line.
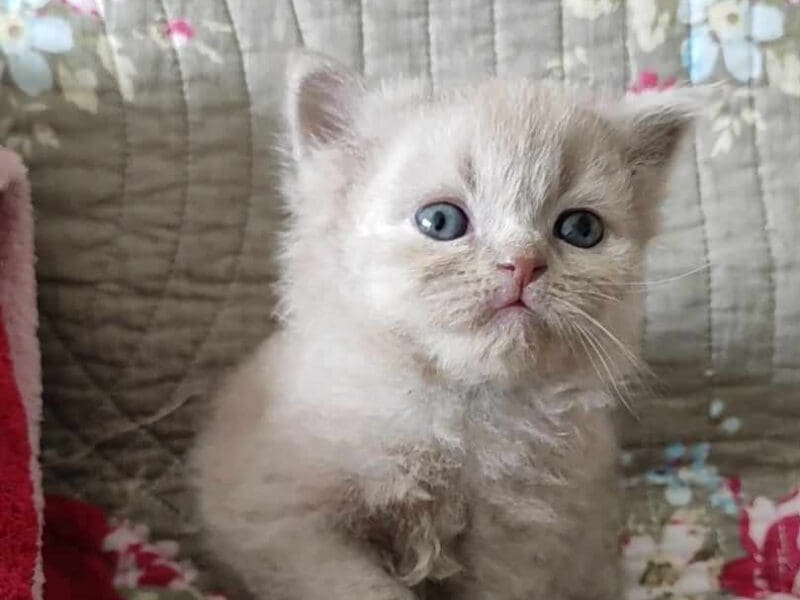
555, 210, 604, 248
415, 202, 469, 241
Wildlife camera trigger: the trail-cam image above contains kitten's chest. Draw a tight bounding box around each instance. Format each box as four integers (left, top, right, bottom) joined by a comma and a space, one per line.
337, 395, 615, 583
464, 394, 616, 485
392, 385, 615, 490
338, 444, 468, 584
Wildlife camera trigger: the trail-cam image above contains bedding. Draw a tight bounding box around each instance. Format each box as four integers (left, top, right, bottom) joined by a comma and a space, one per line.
0, 147, 41, 600
2, 1, 799, 597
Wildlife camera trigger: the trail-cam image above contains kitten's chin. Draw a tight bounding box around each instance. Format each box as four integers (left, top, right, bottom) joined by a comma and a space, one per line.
419, 319, 559, 387
489, 302, 538, 327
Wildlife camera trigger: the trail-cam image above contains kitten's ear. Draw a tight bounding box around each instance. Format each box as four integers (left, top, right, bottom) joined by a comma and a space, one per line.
286, 50, 364, 159
617, 88, 705, 170
606, 87, 709, 240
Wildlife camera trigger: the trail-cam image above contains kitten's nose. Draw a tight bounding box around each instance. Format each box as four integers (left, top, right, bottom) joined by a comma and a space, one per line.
497, 256, 547, 289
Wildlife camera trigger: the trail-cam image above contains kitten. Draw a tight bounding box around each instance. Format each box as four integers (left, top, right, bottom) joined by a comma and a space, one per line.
193, 50, 695, 600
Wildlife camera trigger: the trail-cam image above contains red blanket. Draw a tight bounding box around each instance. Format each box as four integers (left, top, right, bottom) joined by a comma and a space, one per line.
0, 306, 38, 599
0, 148, 41, 599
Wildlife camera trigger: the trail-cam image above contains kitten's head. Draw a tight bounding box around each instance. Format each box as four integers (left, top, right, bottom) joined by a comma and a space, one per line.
280, 51, 695, 388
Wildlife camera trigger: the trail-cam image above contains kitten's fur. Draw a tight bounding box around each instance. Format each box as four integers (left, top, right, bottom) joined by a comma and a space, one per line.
194, 51, 695, 600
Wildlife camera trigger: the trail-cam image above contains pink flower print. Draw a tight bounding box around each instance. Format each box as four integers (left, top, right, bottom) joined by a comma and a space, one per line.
104, 520, 196, 590
164, 19, 195, 47
720, 489, 800, 598
62, 0, 103, 19
628, 70, 677, 95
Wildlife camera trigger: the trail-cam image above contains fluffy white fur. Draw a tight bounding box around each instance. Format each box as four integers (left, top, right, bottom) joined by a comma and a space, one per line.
193, 51, 695, 600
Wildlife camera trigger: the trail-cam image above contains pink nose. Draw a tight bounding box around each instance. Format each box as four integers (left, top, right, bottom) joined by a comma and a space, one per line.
497, 256, 547, 289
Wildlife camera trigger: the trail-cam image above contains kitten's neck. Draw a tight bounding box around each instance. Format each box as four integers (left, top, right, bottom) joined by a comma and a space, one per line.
284, 311, 603, 401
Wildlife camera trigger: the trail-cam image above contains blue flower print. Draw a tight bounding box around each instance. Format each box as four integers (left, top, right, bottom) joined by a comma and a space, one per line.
678, 0, 785, 83
1, 0, 74, 96
645, 442, 737, 511
665, 442, 686, 463
710, 485, 739, 515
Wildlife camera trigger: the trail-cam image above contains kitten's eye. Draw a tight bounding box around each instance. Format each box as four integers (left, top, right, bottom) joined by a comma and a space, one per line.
554, 210, 604, 248
415, 202, 470, 241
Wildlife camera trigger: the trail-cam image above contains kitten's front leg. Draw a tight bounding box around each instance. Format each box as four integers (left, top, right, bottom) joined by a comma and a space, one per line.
444, 490, 620, 600
203, 504, 417, 600
444, 546, 620, 600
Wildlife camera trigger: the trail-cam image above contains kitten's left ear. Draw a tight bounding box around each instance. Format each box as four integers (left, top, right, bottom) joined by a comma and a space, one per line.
616, 88, 705, 171
603, 88, 710, 239
285, 50, 365, 160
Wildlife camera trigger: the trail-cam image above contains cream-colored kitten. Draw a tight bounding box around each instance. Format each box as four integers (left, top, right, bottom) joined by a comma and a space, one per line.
194, 51, 694, 600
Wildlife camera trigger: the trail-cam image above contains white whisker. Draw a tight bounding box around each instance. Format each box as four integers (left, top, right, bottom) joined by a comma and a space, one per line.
551, 297, 654, 414
563, 301, 651, 377
604, 263, 710, 288
569, 320, 636, 418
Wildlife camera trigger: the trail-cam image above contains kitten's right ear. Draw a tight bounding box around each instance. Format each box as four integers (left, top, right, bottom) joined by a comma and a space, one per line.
286, 50, 364, 159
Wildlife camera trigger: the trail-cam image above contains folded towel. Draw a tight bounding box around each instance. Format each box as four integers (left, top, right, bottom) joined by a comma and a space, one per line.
0, 147, 42, 600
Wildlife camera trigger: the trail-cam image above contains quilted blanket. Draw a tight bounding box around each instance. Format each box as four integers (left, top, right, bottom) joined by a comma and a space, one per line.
2, 1, 799, 598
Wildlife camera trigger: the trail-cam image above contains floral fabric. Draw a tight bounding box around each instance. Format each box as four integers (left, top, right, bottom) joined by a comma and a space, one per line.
3, 1, 800, 158
47, 445, 796, 600
3, 3, 799, 599
1, 0, 226, 154
624, 446, 800, 600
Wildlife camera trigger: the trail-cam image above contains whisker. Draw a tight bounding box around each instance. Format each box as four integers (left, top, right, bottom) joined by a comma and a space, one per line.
570, 304, 651, 377
578, 324, 639, 420
569, 321, 608, 386
569, 321, 637, 418
550, 315, 581, 361
604, 263, 711, 288
578, 290, 623, 304
552, 298, 653, 379
552, 298, 655, 404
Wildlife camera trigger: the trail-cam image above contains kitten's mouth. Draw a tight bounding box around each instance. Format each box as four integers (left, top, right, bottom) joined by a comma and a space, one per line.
489, 265, 546, 319
491, 285, 534, 315
499, 299, 527, 310
492, 298, 533, 319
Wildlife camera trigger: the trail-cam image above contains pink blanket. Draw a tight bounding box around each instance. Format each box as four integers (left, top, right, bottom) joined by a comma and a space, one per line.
0, 147, 42, 600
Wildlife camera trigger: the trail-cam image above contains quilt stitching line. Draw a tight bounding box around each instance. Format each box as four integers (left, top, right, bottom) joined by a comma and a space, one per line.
685, 14, 715, 383
175, 0, 255, 393
38, 310, 184, 470
747, 103, 776, 378
288, 0, 305, 46
39, 316, 183, 516
41, 391, 196, 467
356, 0, 366, 75
489, 0, 498, 77
424, 0, 435, 89
75, 6, 131, 374
121, 457, 186, 518
687, 7, 716, 382
557, 0, 566, 81
693, 131, 714, 379
116, 0, 193, 388
621, 0, 630, 87
746, 15, 776, 379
